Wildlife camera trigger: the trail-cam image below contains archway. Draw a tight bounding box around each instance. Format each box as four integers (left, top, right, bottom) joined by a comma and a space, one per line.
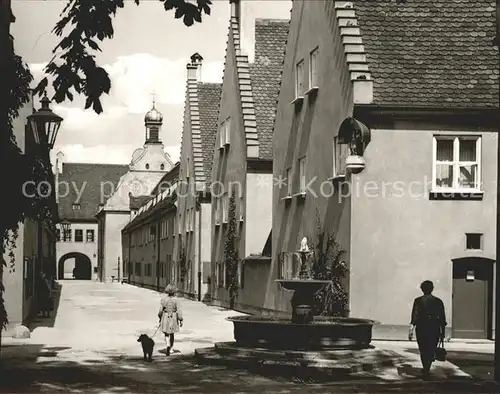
58, 252, 92, 280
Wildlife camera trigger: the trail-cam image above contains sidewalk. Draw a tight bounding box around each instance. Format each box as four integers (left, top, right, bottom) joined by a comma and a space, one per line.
0, 281, 498, 393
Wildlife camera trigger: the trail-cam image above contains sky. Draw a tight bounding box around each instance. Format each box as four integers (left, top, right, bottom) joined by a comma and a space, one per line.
11, 0, 291, 165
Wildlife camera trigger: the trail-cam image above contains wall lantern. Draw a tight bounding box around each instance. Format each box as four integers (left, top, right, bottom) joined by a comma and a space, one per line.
27, 94, 64, 150
337, 117, 371, 174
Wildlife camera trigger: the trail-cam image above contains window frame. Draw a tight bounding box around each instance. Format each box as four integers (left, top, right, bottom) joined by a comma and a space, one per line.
74, 229, 83, 243
309, 46, 319, 89
295, 59, 305, 98
298, 157, 307, 194
86, 229, 95, 243
432, 135, 482, 193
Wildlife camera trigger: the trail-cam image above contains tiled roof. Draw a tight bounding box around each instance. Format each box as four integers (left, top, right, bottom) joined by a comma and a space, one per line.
197, 83, 221, 187
250, 19, 289, 159
58, 163, 129, 221
122, 193, 177, 233
150, 162, 179, 196
354, 0, 499, 108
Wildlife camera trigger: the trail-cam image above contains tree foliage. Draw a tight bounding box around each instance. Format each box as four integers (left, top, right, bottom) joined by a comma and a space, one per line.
310, 212, 349, 317
178, 239, 187, 283
34, 0, 213, 114
224, 195, 239, 309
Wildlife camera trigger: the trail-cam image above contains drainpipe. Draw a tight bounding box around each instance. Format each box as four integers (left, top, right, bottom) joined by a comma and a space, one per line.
128, 232, 131, 283
197, 205, 202, 302
157, 220, 161, 292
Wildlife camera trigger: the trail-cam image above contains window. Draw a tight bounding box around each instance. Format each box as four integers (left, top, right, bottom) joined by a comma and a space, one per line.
190, 209, 195, 231
215, 197, 221, 225
72, 203, 81, 210
172, 217, 176, 237
186, 158, 191, 179
74, 229, 83, 242
466, 233, 483, 250
433, 136, 481, 191
299, 157, 307, 194
295, 59, 305, 97
286, 168, 292, 196
160, 163, 165, 170
224, 118, 231, 145
333, 137, 348, 177
239, 197, 244, 221
309, 47, 319, 88
222, 193, 228, 223
219, 123, 225, 149
86, 229, 95, 243
56, 229, 61, 242
178, 214, 182, 234
217, 262, 225, 288
135, 262, 142, 276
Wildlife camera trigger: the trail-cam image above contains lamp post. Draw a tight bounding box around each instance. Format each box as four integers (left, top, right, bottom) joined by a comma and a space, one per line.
27, 93, 64, 278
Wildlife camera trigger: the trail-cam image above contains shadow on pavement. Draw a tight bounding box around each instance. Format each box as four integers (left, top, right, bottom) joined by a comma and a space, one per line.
1, 343, 499, 393
28, 282, 63, 330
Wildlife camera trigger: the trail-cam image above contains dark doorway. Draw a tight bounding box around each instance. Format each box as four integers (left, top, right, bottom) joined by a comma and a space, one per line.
452, 257, 494, 339
58, 253, 92, 280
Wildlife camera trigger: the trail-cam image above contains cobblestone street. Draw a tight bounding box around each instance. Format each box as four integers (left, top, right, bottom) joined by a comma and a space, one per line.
1, 281, 499, 393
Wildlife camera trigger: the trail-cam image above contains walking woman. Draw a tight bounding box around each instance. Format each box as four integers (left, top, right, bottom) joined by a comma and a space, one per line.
158, 284, 183, 356
409, 280, 447, 377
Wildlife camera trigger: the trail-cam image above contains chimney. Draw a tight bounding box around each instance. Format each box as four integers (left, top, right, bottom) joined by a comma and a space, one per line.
229, 0, 242, 48
230, 0, 241, 22
187, 52, 204, 81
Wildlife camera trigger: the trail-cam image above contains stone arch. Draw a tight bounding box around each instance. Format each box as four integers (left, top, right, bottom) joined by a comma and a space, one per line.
58, 252, 92, 280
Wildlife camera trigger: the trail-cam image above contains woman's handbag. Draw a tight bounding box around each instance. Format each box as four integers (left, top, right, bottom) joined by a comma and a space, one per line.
435, 338, 446, 361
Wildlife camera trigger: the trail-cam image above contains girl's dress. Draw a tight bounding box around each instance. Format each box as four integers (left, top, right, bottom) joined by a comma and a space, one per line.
158, 295, 183, 334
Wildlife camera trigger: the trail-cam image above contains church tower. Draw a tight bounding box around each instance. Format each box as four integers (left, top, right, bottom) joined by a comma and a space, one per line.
144, 97, 163, 144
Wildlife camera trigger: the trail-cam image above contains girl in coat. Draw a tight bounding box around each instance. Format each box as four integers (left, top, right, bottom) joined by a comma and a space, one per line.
158, 284, 183, 355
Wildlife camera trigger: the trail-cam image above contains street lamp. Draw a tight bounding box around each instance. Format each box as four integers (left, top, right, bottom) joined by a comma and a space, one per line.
27, 94, 64, 150
60, 219, 71, 235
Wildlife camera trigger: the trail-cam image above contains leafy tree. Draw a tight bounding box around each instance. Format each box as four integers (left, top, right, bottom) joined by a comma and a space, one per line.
34, 0, 213, 113
310, 212, 349, 317
224, 195, 239, 309
178, 239, 187, 284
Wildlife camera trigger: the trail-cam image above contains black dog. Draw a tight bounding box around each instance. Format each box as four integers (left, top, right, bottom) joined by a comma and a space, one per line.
137, 334, 155, 362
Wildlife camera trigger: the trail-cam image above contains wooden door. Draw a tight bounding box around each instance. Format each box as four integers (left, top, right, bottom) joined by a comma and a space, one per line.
452, 259, 493, 339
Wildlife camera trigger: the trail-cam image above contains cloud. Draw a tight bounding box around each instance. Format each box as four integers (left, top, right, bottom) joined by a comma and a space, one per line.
52, 144, 133, 165
51, 142, 181, 168
103, 53, 223, 114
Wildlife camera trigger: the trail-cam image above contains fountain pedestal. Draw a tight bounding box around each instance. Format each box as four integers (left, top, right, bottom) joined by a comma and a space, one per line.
278, 279, 330, 324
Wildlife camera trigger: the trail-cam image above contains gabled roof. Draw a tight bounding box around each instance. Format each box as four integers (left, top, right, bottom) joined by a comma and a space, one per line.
58, 163, 129, 221
250, 19, 290, 160
197, 83, 221, 187
354, 0, 499, 108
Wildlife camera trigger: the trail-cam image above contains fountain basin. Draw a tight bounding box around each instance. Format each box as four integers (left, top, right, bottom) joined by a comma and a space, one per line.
227, 315, 377, 350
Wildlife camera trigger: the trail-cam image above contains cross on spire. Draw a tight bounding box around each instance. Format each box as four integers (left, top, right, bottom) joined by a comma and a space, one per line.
150, 90, 156, 107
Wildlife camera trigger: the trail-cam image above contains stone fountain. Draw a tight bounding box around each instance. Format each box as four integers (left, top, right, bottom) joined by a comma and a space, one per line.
195, 237, 403, 378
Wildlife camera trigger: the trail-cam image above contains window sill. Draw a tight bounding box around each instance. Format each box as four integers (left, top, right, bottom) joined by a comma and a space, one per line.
304, 86, 319, 96
289, 191, 306, 200
291, 96, 304, 106
328, 174, 346, 183
429, 190, 484, 201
